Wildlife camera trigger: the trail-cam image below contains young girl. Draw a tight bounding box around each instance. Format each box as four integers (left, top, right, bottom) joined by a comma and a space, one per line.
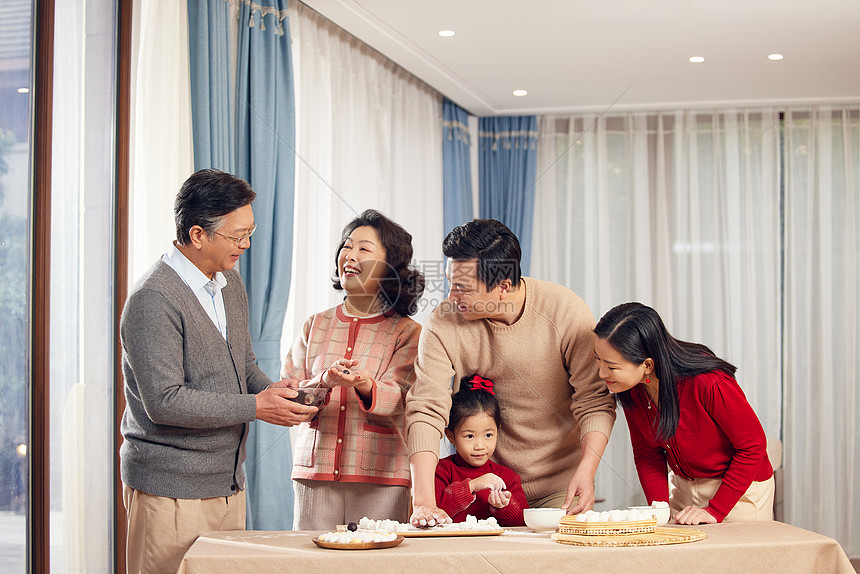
593, 302, 774, 525
434, 375, 528, 526
282, 210, 425, 529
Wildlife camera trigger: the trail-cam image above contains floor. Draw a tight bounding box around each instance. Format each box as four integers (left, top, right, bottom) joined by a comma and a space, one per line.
0, 510, 63, 573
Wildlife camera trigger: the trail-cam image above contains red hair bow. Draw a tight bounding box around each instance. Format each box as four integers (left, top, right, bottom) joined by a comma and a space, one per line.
469, 375, 495, 395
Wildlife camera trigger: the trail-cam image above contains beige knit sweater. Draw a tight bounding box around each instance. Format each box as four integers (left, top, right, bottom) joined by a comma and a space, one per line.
405, 278, 616, 502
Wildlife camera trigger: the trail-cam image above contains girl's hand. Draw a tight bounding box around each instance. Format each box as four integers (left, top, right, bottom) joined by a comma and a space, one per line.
674, 506, 717, 525
469, 473, 507, 493
487, 488, 512, 509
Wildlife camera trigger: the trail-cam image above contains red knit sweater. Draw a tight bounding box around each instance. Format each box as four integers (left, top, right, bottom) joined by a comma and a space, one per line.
624, 371, 773, 522
435, 454, 528, 526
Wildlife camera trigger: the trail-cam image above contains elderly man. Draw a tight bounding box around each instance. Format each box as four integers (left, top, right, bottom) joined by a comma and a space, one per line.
119, 169, 315, 573
406, 219, 616, 526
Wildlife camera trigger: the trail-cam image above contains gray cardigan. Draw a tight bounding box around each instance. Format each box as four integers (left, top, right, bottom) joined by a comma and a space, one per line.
119, 260, 271, 499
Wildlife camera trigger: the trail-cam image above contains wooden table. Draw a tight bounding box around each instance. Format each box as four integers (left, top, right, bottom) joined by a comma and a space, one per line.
177, 521, 853, 573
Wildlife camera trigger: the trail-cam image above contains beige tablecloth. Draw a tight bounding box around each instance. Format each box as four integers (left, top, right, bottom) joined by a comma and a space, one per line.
177, 521, 853, 574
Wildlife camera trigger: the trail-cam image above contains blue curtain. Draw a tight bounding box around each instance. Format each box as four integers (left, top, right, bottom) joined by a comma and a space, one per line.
188, 0, 297, 530
187, 0, 234, 172
235, 1, 297, 531
478, 116, 538, 275
442, 99, 473, 236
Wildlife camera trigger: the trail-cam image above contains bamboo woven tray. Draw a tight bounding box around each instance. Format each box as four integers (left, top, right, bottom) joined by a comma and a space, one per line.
558, 517, 657, 536
551, 527, 705, 547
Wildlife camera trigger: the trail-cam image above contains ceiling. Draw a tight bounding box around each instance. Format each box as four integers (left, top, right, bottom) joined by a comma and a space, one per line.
300, 0, 860, 116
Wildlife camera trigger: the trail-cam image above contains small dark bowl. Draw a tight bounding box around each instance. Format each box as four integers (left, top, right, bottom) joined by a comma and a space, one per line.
289, 385, 329, 408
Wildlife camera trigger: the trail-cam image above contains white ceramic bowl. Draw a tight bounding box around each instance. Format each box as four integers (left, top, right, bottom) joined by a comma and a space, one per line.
523, 508, 565, 532
628, 504, 670, 525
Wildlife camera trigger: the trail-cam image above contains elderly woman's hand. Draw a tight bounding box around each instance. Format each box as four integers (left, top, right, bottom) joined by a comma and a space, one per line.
323, 358, 373, 397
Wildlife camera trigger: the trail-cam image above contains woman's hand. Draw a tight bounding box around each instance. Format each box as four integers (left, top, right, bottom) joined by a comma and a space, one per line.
469, 473, 507, 493
674, 506, 717, 525
487, 488, 512, 509
323, 359, 373, 397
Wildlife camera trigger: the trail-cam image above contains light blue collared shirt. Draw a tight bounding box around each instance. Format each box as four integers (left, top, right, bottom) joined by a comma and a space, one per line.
163, 243, 228, 340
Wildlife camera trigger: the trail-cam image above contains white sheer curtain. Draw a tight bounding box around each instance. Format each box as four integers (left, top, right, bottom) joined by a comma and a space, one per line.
532, 110, 782, 512
283, 2, 444, 353
129, 0, 194, 283
51, 1, 117, 571
783, 106, 859, 558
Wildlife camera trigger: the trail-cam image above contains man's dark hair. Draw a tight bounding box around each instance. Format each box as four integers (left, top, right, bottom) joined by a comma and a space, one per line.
442, 219, 522, 290
174, 169, 256, 245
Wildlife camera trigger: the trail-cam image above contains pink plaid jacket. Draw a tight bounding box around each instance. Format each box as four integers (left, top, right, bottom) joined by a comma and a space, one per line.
282, 305, 420, 486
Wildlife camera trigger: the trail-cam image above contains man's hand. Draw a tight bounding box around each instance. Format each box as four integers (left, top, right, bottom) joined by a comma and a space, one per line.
255, 387, 317, 426
562, 468, 595, 515
269, 378, 300, 389
410, 504, 452, 527
409, 451, 451, 526
563, 430, 608, 514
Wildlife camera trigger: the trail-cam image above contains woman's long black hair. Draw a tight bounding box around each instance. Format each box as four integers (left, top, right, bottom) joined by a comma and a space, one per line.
594, 302, 736, 441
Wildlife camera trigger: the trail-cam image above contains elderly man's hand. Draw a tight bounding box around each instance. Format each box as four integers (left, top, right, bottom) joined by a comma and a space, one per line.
255, 387, 317, 426
268, 378, 301, 389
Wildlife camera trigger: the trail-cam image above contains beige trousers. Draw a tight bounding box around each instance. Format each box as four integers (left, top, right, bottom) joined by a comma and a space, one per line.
528, 491, 578, 510
669, 473, 775, 521
123, 484, 246, 574
293, 479, 409, 530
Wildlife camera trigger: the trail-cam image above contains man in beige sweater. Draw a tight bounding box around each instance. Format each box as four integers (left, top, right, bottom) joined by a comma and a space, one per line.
406, 219, 616, 526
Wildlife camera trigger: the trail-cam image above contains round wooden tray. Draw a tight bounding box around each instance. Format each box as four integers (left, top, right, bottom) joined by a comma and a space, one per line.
558, 517, 657, 536
312, 535, 404, 550
552, 527, 705, 547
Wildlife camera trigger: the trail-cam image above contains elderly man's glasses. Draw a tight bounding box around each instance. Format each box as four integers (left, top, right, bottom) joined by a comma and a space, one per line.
214, 224, 256, 247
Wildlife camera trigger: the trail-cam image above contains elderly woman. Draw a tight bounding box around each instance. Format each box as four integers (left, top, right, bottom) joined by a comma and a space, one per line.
282, 209, 424, 529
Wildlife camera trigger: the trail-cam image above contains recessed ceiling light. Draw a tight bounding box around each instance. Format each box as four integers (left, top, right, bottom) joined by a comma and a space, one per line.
512, 89, 528, 97
438, 30, 455, 37
17, 87, 29, 94
768, 53, 784, 61
689, 56, 705, 63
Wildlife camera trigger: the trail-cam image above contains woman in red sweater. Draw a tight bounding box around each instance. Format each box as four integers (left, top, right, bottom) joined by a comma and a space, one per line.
435, 375, 528, 526
593, 303, 773, 525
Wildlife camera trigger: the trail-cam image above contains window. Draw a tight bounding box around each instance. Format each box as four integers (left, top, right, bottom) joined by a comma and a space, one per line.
49, 1, 118, 571
0, 0, 35, 570
0, 1, 120, 571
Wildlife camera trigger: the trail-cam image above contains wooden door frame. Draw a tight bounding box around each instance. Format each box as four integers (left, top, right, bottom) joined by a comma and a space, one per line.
114, 1, 133, 572
32, 0, 55, 571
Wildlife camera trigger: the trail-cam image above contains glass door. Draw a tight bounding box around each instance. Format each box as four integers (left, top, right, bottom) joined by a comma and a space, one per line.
0, 0, 35, 571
